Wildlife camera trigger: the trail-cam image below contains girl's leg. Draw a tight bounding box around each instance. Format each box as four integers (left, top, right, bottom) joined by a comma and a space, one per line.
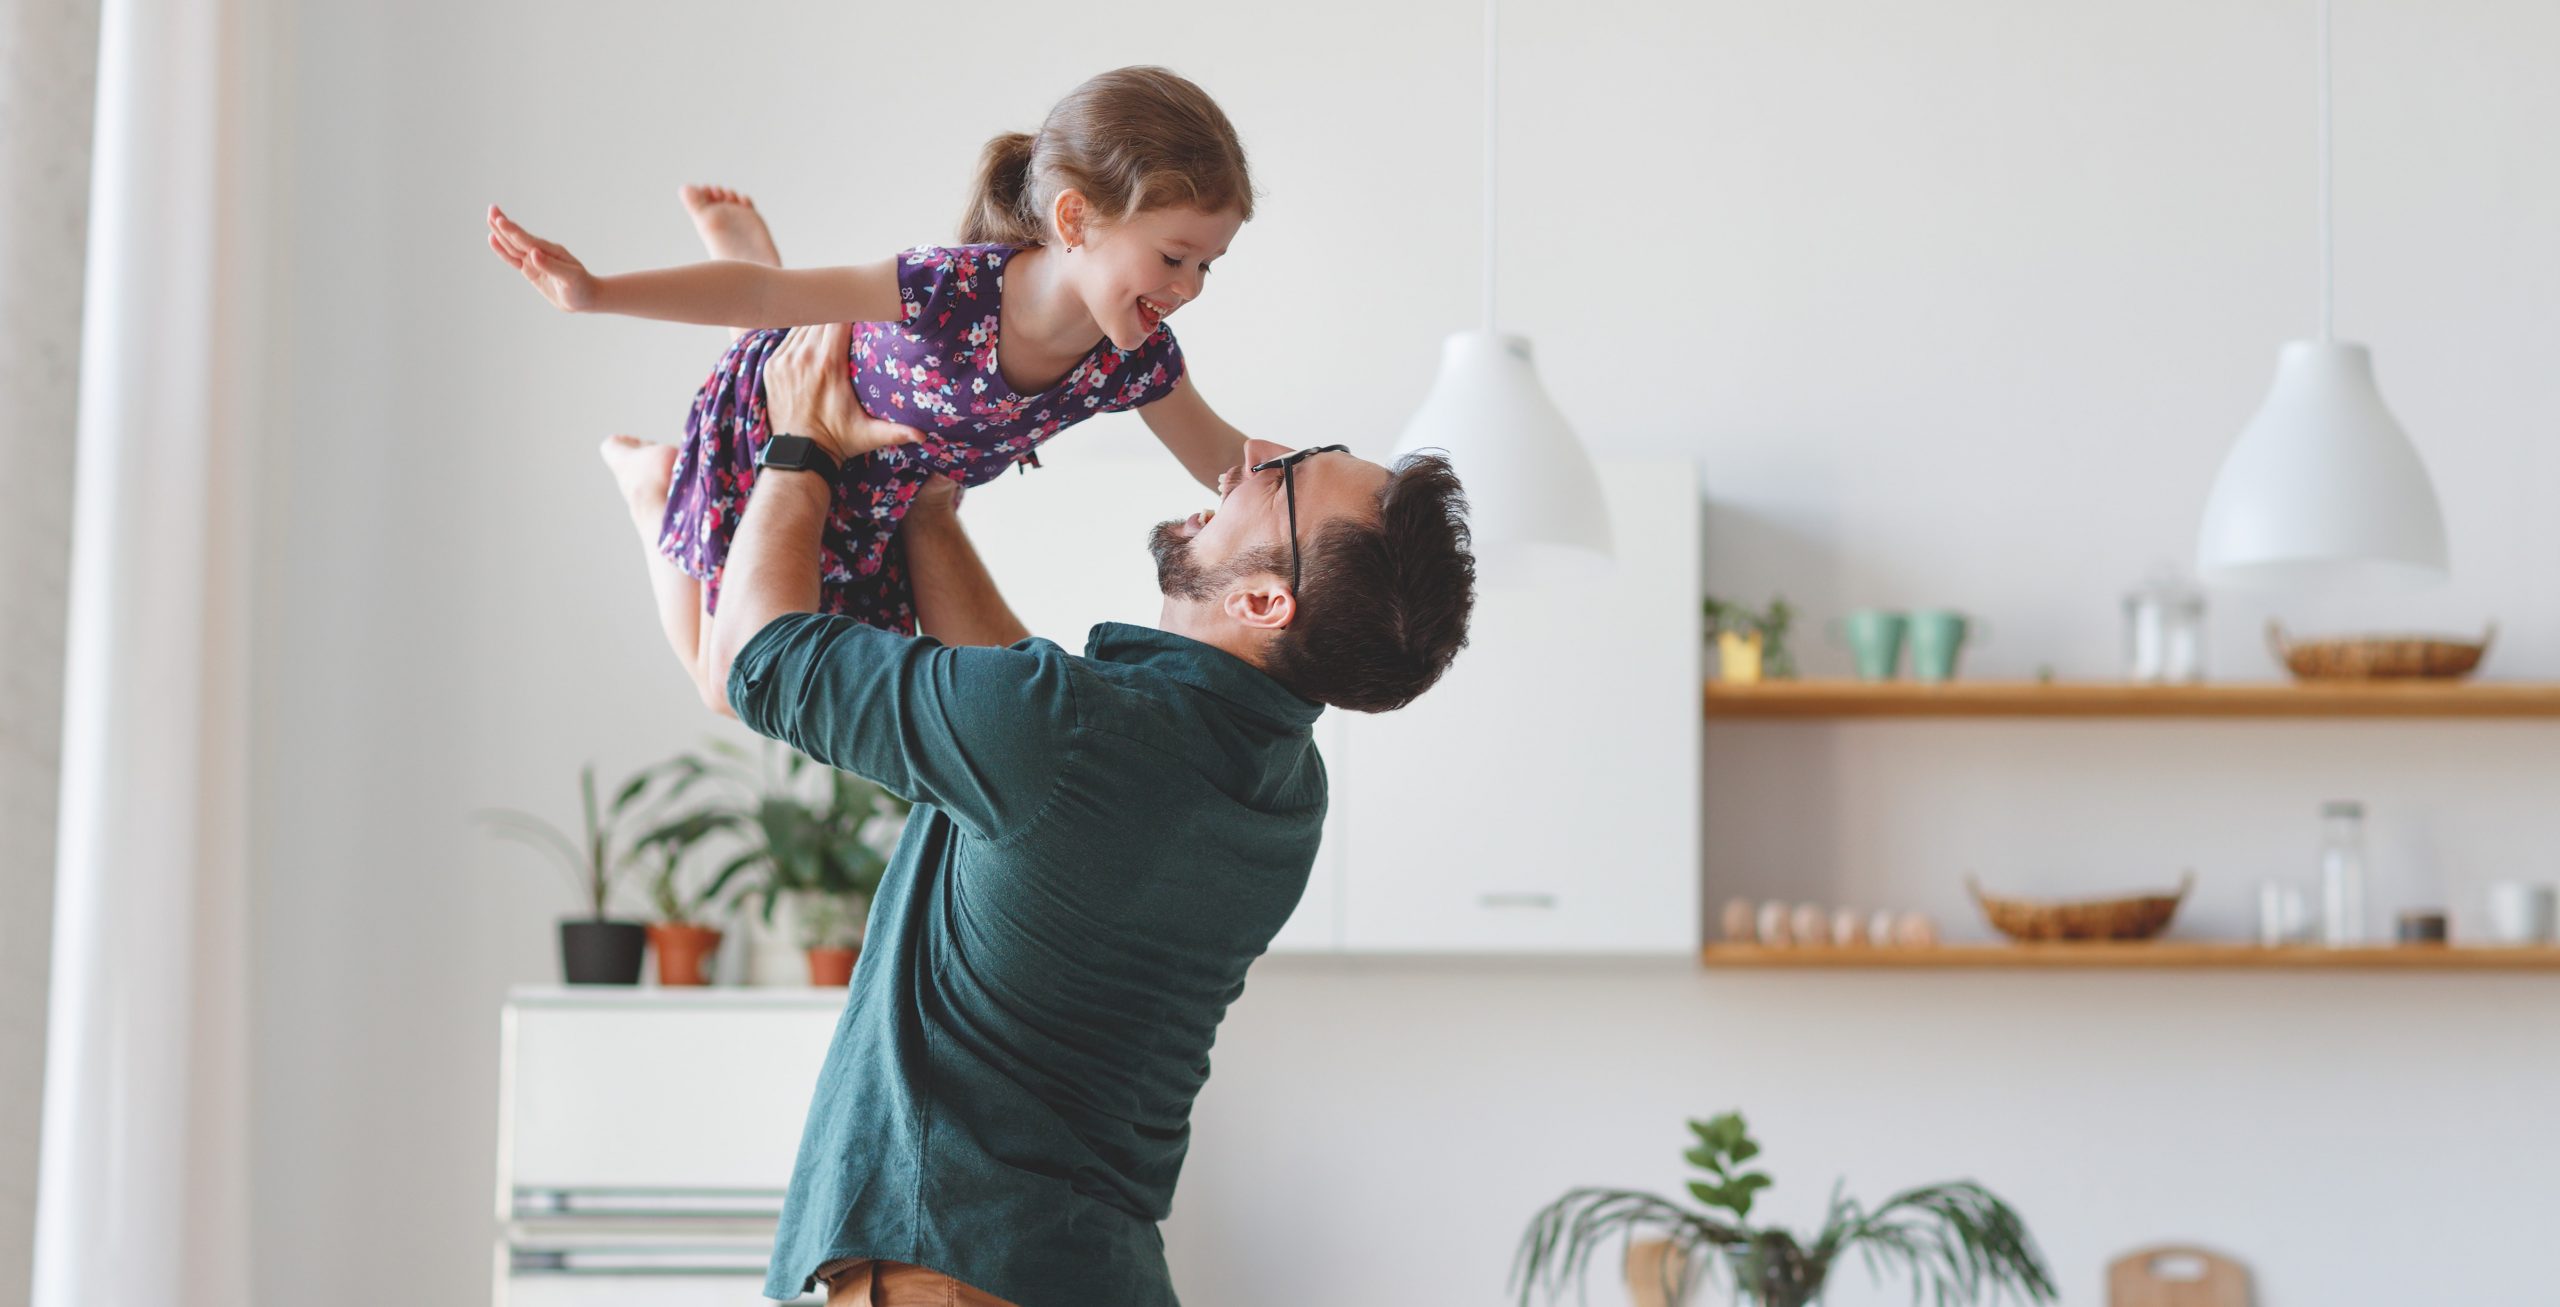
680, 185, 782, 343
599, 434, 724, 712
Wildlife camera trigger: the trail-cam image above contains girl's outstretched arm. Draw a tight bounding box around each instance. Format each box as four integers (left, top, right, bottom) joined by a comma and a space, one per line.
486, 205, 903, 328
1138, 377, 1251, 492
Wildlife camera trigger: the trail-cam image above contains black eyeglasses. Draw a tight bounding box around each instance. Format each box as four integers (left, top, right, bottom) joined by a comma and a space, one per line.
1246, 444, 1351, 603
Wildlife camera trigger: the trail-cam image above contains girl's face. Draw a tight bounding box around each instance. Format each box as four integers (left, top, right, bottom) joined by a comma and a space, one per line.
1060, 199, 1245, 351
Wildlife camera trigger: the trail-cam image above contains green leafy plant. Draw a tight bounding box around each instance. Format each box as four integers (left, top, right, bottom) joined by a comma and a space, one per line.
1702, 596, 1798, 679
635, 740, 908, 943
1514, 1111, 2056, 1307
640, 836, 730, 926
478, 762, 676, 919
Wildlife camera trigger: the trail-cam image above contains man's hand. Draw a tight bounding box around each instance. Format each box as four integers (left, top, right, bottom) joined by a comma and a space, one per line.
762, 322, 924, 464
486, 206, 600, 312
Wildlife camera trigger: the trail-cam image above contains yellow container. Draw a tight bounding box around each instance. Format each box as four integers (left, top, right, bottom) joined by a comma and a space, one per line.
1717, 630, 1765, 684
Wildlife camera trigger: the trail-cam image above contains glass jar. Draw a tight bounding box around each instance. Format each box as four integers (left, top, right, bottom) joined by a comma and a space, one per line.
2317, 800, 2370, 946
2123, 573, 2207, 683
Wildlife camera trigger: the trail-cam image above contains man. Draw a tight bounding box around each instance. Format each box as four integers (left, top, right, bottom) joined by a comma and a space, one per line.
711, 321, 1476, 1306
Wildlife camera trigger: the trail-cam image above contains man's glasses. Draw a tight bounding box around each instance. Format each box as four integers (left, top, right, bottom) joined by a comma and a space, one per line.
1246, 444, 1352, 605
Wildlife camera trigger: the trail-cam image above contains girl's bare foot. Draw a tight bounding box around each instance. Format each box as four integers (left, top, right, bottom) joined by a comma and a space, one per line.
680, 184, 781, 267
600, 433, 679, 545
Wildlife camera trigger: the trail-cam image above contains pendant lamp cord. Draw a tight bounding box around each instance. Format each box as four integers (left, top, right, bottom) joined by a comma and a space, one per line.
1482, 0, 1498, 335
2317, 0, 2333, 343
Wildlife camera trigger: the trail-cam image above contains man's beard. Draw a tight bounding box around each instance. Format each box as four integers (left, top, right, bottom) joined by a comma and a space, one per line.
1148, 520, 1225, 601
1150, 521, 1293, 603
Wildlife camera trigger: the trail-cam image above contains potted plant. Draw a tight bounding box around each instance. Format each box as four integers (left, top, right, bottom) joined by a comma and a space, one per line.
635, 837, 731, 987
647, 741, 907, 986
771, 761, 900, 985
1513, 1111, 2056, 1307
479, 762, 668, 985
794, 890, 862, 986
1703, 596, 1798, 683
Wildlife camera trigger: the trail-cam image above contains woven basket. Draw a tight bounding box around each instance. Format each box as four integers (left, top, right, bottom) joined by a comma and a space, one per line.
2269, 622, 2492, 681
1966, 873, 2192, 942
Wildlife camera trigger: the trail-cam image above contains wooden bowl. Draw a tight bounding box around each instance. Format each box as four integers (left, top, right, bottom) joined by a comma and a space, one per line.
1966, 873, 2193, 942
2269, 622, 2492, 681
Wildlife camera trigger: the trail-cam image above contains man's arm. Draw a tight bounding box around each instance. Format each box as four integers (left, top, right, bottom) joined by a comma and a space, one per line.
711, 322, 1070, 838
703, 322, 921, 704
903, 480, 1032, 649
705, 459, 832, 708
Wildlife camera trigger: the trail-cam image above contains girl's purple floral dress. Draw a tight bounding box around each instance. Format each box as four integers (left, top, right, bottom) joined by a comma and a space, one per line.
660, 243, 1186, 632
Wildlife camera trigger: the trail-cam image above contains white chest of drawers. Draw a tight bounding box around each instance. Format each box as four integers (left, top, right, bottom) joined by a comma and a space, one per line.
494, 986, 846, 1306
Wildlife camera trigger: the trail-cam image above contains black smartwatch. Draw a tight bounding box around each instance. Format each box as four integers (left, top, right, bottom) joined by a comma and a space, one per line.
757, 433, 840, 485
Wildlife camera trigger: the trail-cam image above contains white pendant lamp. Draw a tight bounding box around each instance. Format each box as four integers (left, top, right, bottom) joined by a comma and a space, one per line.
1393, 0, 1612, 580
2197, 0, 2448, 589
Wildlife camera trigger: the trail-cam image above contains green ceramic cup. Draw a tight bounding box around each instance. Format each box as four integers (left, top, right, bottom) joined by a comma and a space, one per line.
1842, 610, 1908, 681
1907, 609, 1972, 683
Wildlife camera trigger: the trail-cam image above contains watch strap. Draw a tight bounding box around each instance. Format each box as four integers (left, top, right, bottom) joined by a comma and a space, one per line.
757, 433, 841, 485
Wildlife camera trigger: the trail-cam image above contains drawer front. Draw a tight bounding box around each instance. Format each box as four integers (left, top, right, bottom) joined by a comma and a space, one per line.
504, 1271, 814, 1307
506, 1001, 842, 1194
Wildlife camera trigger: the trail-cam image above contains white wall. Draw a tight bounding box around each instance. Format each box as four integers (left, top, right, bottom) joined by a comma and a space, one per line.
247, 2, 2559, 1305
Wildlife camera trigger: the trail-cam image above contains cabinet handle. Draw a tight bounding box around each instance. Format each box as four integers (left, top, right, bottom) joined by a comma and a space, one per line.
1478, 892, 1558, 910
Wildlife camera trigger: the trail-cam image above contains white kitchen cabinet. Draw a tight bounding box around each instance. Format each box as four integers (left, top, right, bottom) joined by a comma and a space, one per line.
953, 448, 1701, 955
1330, 460, 1701, 953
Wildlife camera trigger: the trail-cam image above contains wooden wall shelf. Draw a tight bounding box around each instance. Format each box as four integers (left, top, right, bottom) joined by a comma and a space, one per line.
1702, 942, 2560, 971
1703, 679, 2560, 719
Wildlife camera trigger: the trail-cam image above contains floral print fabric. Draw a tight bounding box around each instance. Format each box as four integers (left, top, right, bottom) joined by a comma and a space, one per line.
659, 243, 1187, 629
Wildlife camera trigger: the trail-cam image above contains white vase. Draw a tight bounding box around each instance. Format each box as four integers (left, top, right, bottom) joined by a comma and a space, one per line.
737, 900, 803, 987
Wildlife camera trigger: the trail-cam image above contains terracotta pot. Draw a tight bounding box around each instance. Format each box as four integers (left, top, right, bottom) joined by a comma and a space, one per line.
648, 922, 724, 986
805, 945, 859, 987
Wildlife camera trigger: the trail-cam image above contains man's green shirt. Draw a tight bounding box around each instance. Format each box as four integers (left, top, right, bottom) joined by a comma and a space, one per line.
731, 616, 1327, 1307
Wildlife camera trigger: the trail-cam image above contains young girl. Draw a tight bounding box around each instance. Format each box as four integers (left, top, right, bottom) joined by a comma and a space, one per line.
485, 66, 1258, 709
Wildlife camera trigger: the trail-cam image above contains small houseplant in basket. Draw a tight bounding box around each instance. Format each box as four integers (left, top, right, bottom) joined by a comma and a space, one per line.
1514, 1111, 2056, 1307
479, 762, 672, 985
1703, 596, 1798, 684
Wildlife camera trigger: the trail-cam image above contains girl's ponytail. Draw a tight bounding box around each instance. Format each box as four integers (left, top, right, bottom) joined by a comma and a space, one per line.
960, 131, 1045, 246
955, 68, 1254, 249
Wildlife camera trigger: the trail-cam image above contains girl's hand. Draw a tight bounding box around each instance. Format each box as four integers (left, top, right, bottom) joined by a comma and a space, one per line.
763, 322, 924, 464
486, 205, 599, 312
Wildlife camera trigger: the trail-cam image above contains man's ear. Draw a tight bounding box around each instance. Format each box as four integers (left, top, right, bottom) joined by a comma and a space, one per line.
1051, 189, 1090, 249
1222, 579, 1295, 633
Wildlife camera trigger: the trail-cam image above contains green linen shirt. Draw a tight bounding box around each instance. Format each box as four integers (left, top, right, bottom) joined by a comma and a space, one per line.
731, 615, 1327, 1307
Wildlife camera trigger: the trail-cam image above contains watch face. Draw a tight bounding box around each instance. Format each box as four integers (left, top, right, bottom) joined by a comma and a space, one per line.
759, 434, 836, 484
762, 435, 816, 470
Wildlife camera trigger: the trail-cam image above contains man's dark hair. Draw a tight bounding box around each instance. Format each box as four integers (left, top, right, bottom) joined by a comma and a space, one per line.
1264, 453, 1475, 713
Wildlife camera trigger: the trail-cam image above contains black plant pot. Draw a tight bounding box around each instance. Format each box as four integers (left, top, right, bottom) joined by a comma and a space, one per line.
559, 919, 647, 985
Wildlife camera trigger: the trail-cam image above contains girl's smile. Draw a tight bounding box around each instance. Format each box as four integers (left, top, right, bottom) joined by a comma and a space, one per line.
1072, 203, 1243, 351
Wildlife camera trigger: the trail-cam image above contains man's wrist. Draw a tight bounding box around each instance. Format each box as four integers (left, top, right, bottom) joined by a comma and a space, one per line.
752, 461, 835, 504
758, 433, 842, 484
